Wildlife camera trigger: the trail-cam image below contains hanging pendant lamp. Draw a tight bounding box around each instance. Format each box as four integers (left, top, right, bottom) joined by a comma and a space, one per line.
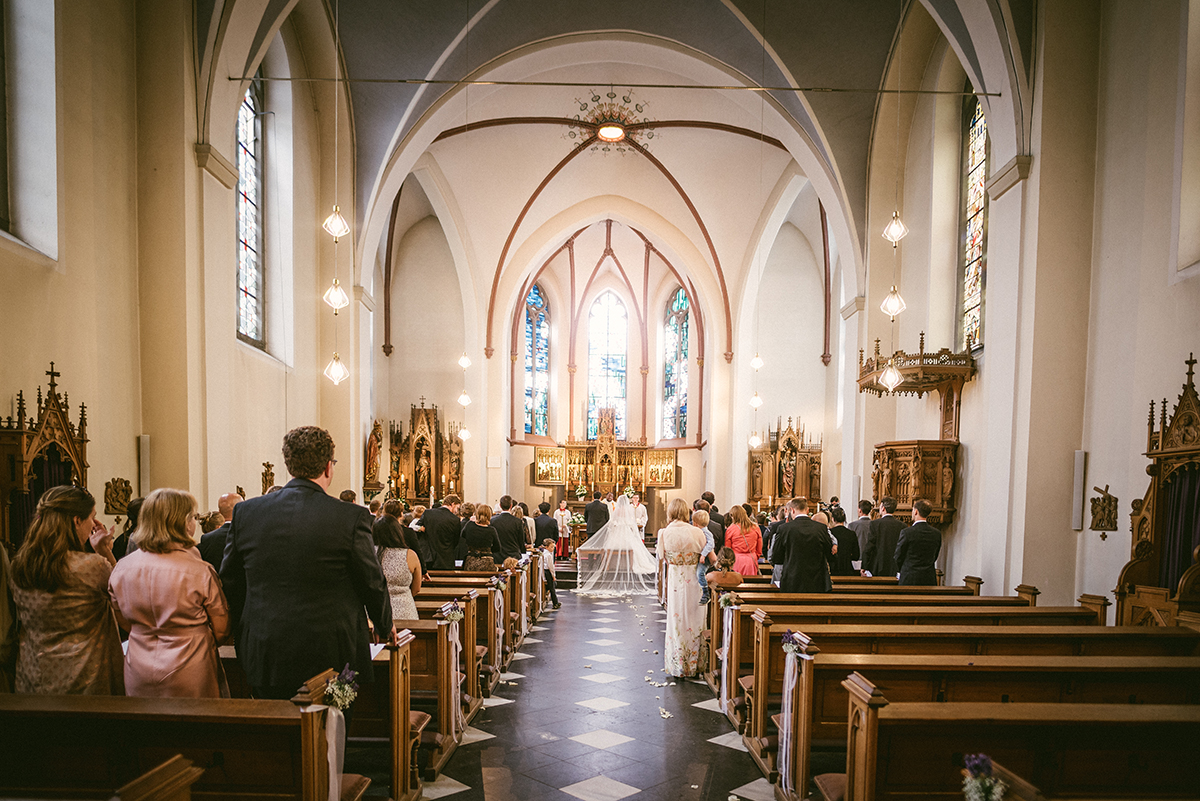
881, 210, 909, 244
748, 431, 762, 448
880, 285, 907, 319
323, 206, 350, 240
324, 352, 350, 385
458, 427, 472, 440
323, 277, 350, 312
879, 359, 903, 392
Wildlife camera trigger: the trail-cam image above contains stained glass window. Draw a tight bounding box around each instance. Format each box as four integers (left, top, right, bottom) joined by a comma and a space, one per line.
236, 78, 265, 347
524, 284, 550, 436
662, 288, 689, 439
587, 292, 627, 439
958, 91, 988, 350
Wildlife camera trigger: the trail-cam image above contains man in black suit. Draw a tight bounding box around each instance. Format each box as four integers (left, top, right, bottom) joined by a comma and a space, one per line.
701, 491, 726, 531
847, 500, 874, 554
695, 499, 724, 551
771, 497, 834, 593
895, 498, 942, 586
198, 491, 242, 573
220, 426, 395, 700
421, 494, 462, 570
492, 495, 526, 560
584, 491, 609, 537
535, 501, 558, 545
862, 496, 905, 577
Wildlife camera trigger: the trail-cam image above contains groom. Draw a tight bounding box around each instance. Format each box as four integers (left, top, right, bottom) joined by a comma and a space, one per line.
584, 491, 609, 538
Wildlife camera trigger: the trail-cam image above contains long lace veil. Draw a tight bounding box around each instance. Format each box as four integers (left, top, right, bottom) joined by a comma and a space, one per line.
575, 495, 658, 596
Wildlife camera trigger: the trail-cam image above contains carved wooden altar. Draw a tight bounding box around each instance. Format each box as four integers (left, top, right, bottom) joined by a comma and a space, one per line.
388, 403, 464, 504
1, 364, 89, 548
869, 440, 958, 526
748, 417, 822, 505
1114, 354, 1200, 629
534, 408, 676, 495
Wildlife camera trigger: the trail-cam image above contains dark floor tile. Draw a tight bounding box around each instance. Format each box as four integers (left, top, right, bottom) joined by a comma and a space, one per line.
531, 736, 601, 761
562, 747, 638, 773
521, 754, 602, 788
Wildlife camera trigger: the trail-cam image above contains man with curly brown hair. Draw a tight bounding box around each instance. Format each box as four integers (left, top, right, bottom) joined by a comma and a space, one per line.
221, 426, 395, 700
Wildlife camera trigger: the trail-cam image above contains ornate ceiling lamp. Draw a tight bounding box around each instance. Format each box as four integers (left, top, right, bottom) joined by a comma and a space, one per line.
323, 0, 350, 384
566, 88, 656, 155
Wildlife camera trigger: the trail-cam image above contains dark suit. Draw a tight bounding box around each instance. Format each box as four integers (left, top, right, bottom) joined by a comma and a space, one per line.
706, 520, 725, 552
421, 506, 462, 569
895, 521, 942, 586
198, 522, 231, 573
220, 478, 392, 697
771, 515, 834, 593
862, 515, 905, 577
846, 516, 873, 554
584, 500, 609, 535
491, 511, 526, 560
827, 524, 861, 576
534, 514, 558, 546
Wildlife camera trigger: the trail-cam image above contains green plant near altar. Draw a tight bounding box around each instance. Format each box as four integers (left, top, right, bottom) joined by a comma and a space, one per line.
570, 513, 586, 525
574, 484, 588, 500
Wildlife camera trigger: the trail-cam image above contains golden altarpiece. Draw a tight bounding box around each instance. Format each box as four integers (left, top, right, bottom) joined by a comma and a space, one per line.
857, 333, 976, 525
386, 403, 465, 506
532, 409, 676, 496
1114, 355, 1200, 628
747, 417, 822, 507
1, 364, 90, 549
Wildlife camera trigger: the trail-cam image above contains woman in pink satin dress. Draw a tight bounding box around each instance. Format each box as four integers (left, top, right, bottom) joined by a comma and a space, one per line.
724, 505, 763, 578
109, 488, 231, 697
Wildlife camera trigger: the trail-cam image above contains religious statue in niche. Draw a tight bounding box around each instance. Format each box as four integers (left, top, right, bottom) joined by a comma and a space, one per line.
942, 463, 955, 500
104, 477, 132, 517
809, 459, 821, 497
365, 420, 383, 485
415, 446, 431, 499
1090, 484, 1118, 540
261, 462, 275, 496
780, 452, 795, 497
751, 457, 764, 499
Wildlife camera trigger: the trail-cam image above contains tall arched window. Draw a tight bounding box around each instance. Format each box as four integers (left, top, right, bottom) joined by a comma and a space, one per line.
662, 288, 689, 439
524, 284, 550, 436
236, 76, 265, 347
958, 89, 988, 350
587, 292, 627, 439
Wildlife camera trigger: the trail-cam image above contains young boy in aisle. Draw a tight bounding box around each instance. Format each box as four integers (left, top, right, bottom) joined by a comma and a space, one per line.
540, 539, 562, 608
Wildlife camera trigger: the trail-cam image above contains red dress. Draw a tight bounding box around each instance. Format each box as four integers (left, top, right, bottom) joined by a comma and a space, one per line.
726, 523, 762, 577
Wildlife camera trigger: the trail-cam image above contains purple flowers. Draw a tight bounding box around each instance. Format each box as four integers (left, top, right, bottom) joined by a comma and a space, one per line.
325, 663, 360, 710
964, 753, 993, 779
962, 753, 1006, 801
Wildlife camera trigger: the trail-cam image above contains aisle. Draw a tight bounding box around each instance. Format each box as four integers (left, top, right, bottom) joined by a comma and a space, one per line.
417, 593, 772, 801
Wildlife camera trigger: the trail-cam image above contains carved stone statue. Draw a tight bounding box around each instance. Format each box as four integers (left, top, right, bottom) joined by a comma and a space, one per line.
416, 448, 431, 498
365, 420, 383, 485
781, 456, 794, 497
751, 457, 763, 498
809, 460, 821, 497
942, 465, 954, 500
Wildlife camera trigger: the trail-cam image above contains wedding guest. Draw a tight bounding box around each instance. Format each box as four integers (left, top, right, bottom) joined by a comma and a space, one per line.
9, 485, 124, 695
339, 489, 357, 503
657, 499, 706, 678
421, 494, 462, 570
724, 505, 762, 577
463, 504, 502, 571
827, 506, 861, 576
848, 500, 874, 553
111, 497, 143, 560
693, 508, 716, 606
109, 488, 231, 698
540, 539, 561, 608
705, 547, 744, 591
368, 499, 381, 517
0, 543, 16, 692
199, 492, 243, 573
771, 497, 833, 593
535, 502, 558, 547
372, 514, 421, 620
492, 496, 526, 560
863, 496, 904, 577
199, 511, 224, 535
895, 499, 942, 586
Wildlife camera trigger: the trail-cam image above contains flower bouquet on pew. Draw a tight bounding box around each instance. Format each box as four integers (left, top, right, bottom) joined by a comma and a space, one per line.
781, 629, 806, 656
444, 600, 465, 623
324, 664, 360, 711
962, 754, 1006, 801
718, 591, 742, 609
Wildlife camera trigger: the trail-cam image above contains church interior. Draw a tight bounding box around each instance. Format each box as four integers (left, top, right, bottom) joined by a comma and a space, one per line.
3, 0, 1200, 799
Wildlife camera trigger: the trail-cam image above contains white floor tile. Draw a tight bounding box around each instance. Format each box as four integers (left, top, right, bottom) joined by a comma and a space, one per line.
729, 778, 776, 801
530, 625, 549, 631
421, 774, 472, 799
586, 638, 621, 646
593, 601, 618, 606
588, 627, 619, 633
482, 696, 514, 707
569, 729, 635, 749
499, 672, 524, 681
575, 696, 630, 711
583, 653, 623, 662
708, 731, 748, 751
692, 697, 724, 712
523, 636, 543, 643
590, 617, 619, 622
579, 672, 625, 684
561, 775, 640, 801
511, 652, 534, 660
459, 726, 496, 745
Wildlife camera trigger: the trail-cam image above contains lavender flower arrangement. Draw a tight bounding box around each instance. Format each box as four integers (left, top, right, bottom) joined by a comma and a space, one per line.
962, 754, 1006, 801
781, 629, 806, 656
324, 663, 359, 711
444, 600, 464, 623
718, 591, 742, 609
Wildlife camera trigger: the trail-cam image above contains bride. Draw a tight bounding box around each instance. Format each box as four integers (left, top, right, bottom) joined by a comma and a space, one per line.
575, 495, 658, 596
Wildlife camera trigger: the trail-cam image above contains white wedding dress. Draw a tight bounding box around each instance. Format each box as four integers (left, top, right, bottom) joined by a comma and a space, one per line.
575, 496, 658, 596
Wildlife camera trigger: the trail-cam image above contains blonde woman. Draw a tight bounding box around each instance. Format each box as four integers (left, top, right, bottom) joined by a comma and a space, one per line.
10, 485, 124, 695
655, 498, 707, 677
108, 488, 230, 697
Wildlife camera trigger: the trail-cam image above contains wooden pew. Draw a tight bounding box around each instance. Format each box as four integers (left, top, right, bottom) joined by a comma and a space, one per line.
714, 596, 1104, 729
414, 585, 503, 694
763, 628, 1200, 794
425, 572, 521, 663
0, 689, 362, 801
413, 596, 485, 703
835, 674, 1200, 801
114, 755, 206, 801
395, 619, 463, 781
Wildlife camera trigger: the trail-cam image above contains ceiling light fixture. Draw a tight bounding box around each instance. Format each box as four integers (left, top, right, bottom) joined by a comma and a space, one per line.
323, 352, 350, 385
323, 277, 349, 312
749, 392, 764, 409
748, 431, 762, 448
458, 352, 472, 369
750, 353, 764, 371
567, 88, 655, 154
323, 206, 350, 240
880, 359, 903, 392
458, 389, 471, 407
881, 210, 909, 244
458, 427, 471, 441
880, 285, 907, 320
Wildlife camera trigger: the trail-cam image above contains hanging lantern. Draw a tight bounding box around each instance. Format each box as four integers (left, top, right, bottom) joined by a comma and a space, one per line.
749, 353, 764, 371
458, 352, 472, 369
880, 359, 903, 392
882, 210, 908, 244
458, 389, 471, 407
324, 352, 350, 385
749, 392, 764, 409
323, 204, 350, 240
458, 427, 472, 440
880, 285, 907, 319
748, 431, 762, 448
323, 278, 350, 312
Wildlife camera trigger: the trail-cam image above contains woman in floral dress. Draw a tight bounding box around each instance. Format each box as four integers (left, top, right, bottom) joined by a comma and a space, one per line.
655, 498, 707, 677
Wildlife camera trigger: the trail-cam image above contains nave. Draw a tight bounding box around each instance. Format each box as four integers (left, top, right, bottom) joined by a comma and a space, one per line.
350, 593, 773, 801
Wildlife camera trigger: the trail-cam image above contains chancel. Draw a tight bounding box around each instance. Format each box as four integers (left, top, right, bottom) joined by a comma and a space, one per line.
2, 2, 1200, 801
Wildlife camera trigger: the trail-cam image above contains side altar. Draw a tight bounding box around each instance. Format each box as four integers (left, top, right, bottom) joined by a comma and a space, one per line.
382, 402, 465, 506
747, 416, 822, 507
